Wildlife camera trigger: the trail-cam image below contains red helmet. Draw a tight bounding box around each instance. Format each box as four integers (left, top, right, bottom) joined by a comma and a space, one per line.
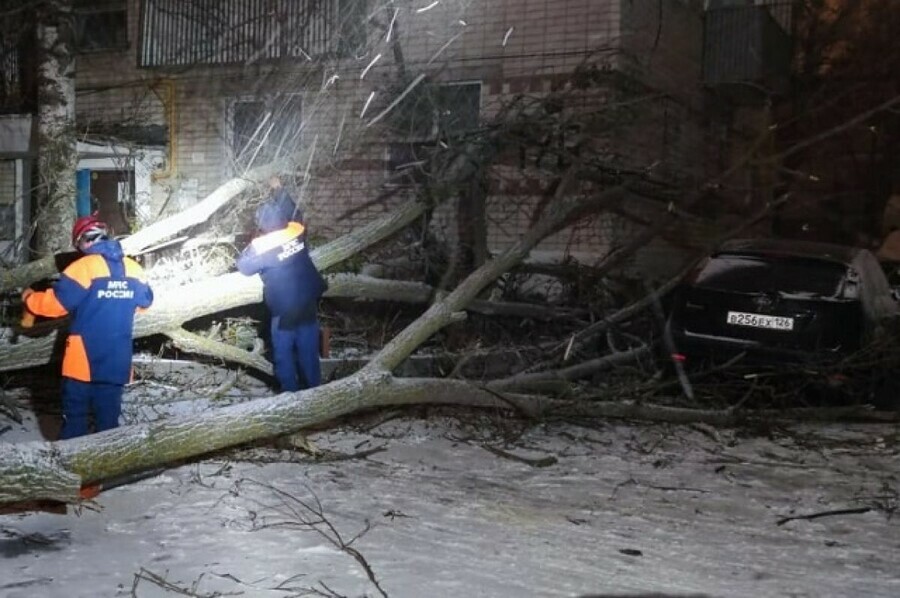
72, 213, 109, 247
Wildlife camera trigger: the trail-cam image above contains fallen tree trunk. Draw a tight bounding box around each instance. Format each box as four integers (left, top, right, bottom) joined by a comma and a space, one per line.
0, 160, 288, 293
0, 183, 626, 504
327, 273, 586, 320
3, 368, 896, 504
0, 197, 429, 373
0, 373, 547, 504
0, 180, 892, 503
0, 441, 83, 502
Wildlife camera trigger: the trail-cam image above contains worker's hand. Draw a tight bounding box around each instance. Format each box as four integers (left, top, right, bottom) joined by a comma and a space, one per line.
19, 311, 36, 329
20, 288, 36, 329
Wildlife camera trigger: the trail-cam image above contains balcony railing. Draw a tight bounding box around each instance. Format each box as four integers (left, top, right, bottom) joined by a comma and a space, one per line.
139, 0, 363, 68
703, 1, 796, 99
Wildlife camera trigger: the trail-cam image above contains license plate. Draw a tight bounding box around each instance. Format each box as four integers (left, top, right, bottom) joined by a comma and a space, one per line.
726, 311, 794, 331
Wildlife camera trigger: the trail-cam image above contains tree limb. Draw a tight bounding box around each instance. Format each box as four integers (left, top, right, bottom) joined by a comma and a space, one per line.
0, 372, 546, 504
0, 197, 429, 374
0, 162, 281, 294
327, 273, 585, 320
366, 183, 627, 373
487, 345, 652, 393
164, 328, 273, 376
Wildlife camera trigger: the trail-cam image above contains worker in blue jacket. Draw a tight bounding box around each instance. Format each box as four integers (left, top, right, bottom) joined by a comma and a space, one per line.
237, 195, 327, 392
23, 214, 154, 439
267, 175, 301, 223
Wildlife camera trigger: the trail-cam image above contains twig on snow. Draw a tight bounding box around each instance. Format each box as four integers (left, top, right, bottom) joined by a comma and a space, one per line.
131, 568, 239, 597
244, 480, 389, 598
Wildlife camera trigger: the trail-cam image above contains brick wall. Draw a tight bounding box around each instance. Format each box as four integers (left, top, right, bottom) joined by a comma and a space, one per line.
72, 0, 714, 277
617, 0, 707, 178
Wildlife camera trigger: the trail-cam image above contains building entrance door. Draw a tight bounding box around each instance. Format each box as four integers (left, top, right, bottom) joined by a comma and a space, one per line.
91, 170, 133, 238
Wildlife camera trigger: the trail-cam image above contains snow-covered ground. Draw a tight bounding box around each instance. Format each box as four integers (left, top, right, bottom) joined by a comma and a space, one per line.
1, 360, 899, 597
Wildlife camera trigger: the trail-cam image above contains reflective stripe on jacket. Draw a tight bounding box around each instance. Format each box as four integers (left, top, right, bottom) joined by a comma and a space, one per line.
237, 221, 326, 326
25, 239, 153, 384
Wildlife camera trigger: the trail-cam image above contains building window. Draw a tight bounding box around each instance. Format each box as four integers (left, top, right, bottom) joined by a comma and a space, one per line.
391, 81, 481, 141
0, 10, 36, 112
432, 82, 482, 137
232, 100, 267, 164
75, 0, 128, 52
337, 0, 368, 58
0, 160, 17, 242
387, 81, 481, 185
230, 94, 303, 170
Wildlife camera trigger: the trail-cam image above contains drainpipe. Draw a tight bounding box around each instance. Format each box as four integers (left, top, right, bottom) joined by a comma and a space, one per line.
151, 79, 177, 181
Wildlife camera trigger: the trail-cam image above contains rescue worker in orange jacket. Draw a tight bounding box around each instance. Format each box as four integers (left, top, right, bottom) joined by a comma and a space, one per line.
23, 214, 154, 439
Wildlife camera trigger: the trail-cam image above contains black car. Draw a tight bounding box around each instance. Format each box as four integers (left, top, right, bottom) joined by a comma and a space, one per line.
666, 238, 899, 366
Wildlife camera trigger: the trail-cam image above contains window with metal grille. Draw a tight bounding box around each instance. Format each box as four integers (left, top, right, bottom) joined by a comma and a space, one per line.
0, 40, 23, 112
0, 8, 36, 112
75, 0, 128, 52
0, 160, 16, 241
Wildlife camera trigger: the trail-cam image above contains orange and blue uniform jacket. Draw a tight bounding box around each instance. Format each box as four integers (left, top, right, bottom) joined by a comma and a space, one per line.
237, 221, 326, 326
24, 239, 153, 384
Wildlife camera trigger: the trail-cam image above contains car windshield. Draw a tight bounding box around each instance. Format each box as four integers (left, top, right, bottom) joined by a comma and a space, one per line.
694, 254, 848, 297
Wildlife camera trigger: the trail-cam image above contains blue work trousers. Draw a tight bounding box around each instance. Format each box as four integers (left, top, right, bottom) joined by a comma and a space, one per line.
271, 316, 321, 392
60, 378, 124, 439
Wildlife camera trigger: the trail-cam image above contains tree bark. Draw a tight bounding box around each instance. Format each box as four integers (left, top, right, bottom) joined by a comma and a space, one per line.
0, 441, 82, 503
33, 2, 77, 257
